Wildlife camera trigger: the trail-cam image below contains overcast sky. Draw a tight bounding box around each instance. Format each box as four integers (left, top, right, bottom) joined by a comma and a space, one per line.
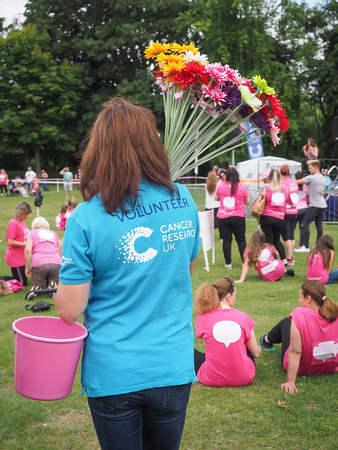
1, 0, 324, 28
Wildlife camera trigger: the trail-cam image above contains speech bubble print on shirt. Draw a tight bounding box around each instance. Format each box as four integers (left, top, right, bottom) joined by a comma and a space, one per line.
223, 197, 235, 210
38, 229, 55, 241
258, 248, 271, 262
271, 192, 285, 205
213, 321, 241, 348
290, 193, 299, 205
313, 341, 338, 362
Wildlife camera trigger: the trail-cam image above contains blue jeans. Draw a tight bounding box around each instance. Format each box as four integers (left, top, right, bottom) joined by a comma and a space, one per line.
326, 268, 338, 284
87, 383, 192, 450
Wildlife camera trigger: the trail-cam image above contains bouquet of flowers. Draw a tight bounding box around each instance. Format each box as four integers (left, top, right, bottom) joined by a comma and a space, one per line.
145, 41, 289, 180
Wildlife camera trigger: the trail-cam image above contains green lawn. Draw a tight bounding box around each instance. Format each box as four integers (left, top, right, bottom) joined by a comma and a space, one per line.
0, 189, 337, 449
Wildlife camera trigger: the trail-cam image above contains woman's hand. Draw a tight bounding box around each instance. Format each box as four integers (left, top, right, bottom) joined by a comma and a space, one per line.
25, 266, 31, 278
234, 279, 243, 284
281, 381, 298, 394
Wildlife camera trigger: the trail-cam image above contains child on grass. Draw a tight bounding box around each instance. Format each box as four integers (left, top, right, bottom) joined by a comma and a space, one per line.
55, 204, 68, 230
194, 277, 261, 387
259, 281, 338, 393
235, 230, 294, 284
307, 234, 338, 284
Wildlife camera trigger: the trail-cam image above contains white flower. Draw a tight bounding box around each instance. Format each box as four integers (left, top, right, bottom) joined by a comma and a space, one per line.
182, 51, 209, 65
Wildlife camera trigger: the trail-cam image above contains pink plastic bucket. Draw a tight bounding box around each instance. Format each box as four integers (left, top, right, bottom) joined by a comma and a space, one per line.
12, 316, 88, 401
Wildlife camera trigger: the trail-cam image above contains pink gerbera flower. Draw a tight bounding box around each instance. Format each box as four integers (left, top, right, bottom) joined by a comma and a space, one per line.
201, 84, 227, 106
269, 119, 280, 146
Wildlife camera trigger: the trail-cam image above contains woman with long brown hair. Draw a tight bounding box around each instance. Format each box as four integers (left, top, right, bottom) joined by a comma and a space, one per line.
55, 98, 201, 449
260, 281, 338, 393
307, 234, 338, 284
235, 230, 294, 283
214, 167, 250, 269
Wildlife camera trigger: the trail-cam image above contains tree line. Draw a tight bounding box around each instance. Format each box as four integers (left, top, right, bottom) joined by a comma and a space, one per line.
0, 0, 337, 174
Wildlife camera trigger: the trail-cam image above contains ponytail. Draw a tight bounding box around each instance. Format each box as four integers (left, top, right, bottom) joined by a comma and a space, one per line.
195, 278, 235, 315
195, 283, 220, 315
301, 281, 338, 322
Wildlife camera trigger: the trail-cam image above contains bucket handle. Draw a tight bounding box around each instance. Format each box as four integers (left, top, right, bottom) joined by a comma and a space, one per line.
11, 288, 58, 327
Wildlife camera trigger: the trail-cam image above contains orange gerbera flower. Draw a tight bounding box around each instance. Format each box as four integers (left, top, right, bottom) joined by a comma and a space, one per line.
144, 42, 171, 59
171, 42, 199, 55
161, 60, 187, 76
156, 52, 184, 66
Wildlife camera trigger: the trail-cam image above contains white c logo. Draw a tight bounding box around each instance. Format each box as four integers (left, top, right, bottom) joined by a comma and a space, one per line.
117, 227, 158, 264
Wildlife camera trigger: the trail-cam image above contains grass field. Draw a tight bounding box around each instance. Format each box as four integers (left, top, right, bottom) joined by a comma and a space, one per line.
0, 188, 337, 449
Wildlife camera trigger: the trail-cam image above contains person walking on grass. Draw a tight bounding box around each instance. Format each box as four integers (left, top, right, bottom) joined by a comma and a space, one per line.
259, 281, 338, 393
214, 167, 250, 269
59, 167, 74, 200
55, 97, 201, 450
24, 166, 36, 196
295, 160, 326, 253
5, 201, 32, 286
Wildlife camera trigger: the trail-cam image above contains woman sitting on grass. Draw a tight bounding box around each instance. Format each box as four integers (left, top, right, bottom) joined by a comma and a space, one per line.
260, 281, 338, 393
235, 230, 294, 284
307, 235, 338, 285
194, 277, 261, 387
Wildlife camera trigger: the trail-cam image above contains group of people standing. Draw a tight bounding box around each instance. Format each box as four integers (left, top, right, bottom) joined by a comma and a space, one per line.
206, 157, 331, 283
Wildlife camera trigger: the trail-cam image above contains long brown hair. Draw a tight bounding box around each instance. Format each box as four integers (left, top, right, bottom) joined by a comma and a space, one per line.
246, 230, 276, 268
307, 235, 335, 271
226, 167, 239, 196
195, 278, 235, 315
301, 281, 338, 322
206, 171, 218, 195
80, 97, 176, 214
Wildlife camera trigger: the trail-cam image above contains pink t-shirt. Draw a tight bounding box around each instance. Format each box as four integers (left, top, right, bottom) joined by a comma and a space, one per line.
27, 229, 61, 267
261, 185, 287, 219
296, 184, 309, 210
283, 307, 338, 375
244, 245, 285, 282
0, 173, 7, 185
282, 179, 299, 215
215, 181, 249, 219
5, 219, 29, 267
196, 307, 256, 386
306, 252, 329, 284
55, 212, 67, 230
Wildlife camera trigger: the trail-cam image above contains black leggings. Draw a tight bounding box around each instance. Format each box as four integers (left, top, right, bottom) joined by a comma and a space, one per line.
260, 215, 286, 260
11, 265, 27, 286
194, 347, 255, 375
267, 317, 291, 364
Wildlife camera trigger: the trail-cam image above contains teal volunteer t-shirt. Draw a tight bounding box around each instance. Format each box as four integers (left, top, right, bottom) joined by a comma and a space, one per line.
59, 181, 201, 397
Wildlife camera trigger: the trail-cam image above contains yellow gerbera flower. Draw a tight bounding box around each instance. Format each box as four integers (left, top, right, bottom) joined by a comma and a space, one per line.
144, 41, 171, 59
171, 42, 199, 55
161, 60, 187, 75
156, 52, 184, 66
252, 75, 275, 95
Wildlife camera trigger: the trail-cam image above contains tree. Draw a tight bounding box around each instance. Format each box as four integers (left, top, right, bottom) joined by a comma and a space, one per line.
24, 0, 192, 131
0, 26, 86, 171
176, 0, 322, 161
